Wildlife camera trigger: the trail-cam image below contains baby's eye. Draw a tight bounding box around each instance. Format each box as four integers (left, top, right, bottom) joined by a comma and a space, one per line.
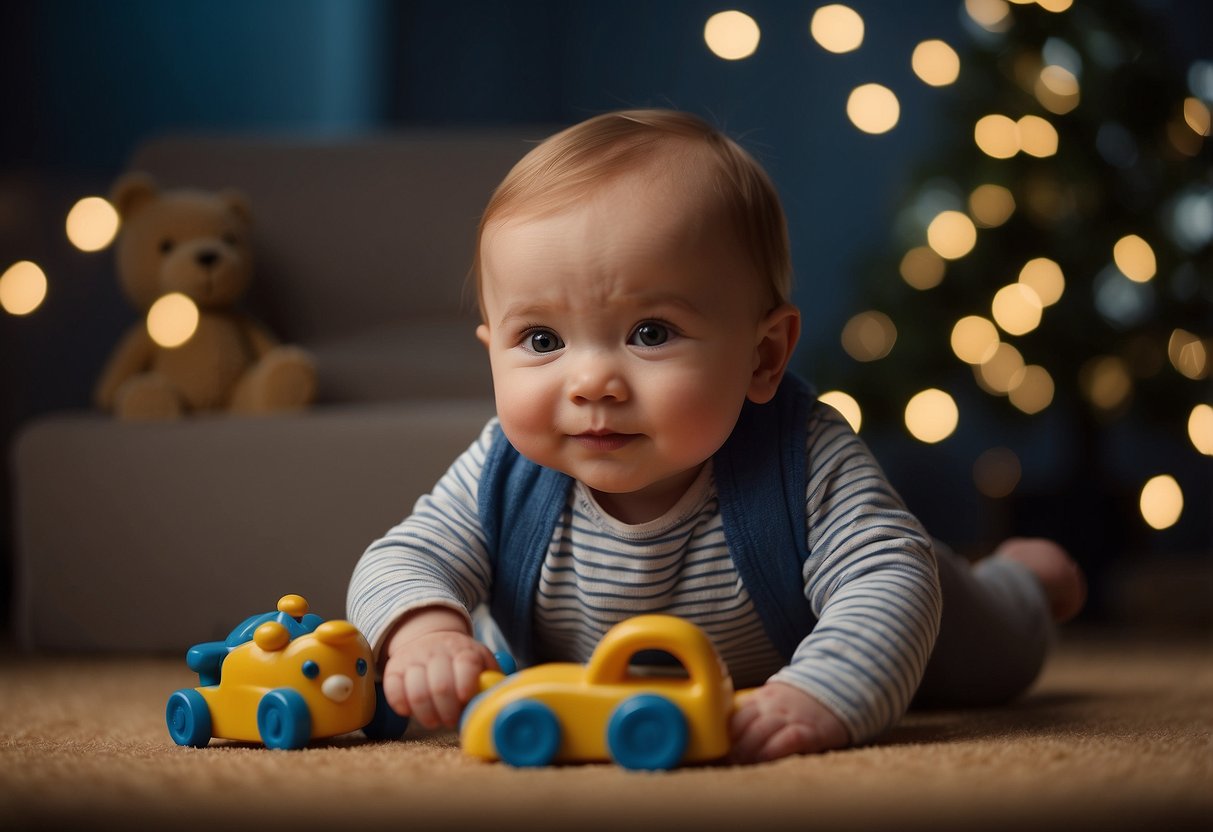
525, 329, 564, 354
302, 660, 320, 679
629, 322, 671, 347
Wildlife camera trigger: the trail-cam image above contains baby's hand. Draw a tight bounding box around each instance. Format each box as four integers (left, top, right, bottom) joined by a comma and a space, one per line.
729, 681, 850, 763
381, 608, 498, 729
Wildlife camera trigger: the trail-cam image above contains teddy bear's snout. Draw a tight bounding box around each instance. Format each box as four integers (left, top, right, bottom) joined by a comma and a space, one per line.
196, 249, 220, 269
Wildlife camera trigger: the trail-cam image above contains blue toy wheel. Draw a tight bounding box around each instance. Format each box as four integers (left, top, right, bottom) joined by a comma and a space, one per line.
257, 689, 312, 750
606, 694, 688, 771
492, 699, 561, 767
166, 688, 212, 748
362, 682, 409, 741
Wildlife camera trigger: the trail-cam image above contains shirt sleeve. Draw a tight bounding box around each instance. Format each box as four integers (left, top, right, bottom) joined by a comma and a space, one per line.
346, 419, 499, 658
768, 403, 942, 743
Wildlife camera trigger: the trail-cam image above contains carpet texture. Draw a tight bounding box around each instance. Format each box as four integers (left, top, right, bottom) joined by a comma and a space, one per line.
1, 633, 1210, 831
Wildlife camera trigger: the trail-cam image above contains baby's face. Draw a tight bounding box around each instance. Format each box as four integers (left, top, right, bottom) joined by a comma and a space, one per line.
476, 171, 779, 523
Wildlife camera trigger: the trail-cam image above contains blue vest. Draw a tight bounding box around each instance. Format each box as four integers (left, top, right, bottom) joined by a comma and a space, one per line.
477, 373, 818, 665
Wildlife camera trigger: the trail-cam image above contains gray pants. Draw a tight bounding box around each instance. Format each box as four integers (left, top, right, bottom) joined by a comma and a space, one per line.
913, 543, 1053, 708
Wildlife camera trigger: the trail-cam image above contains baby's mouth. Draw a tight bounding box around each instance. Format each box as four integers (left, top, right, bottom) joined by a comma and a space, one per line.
572, 431, 638, 451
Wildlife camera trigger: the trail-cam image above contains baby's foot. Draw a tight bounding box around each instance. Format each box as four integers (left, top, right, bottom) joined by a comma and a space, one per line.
993, 538, 1086, 622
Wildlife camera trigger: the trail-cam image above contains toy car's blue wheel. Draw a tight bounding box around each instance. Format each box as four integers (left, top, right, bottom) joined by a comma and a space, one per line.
257, 689, 312, 750
362, 682, 409, 741
607, 694, 688, 771
492, 699, 561, 767
166, 688, 212, 748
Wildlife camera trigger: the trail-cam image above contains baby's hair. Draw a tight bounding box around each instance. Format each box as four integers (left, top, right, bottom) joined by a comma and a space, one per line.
471, 109, 791, 319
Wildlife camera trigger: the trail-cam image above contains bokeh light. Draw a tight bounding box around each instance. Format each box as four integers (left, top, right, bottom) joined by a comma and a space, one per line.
1008, 365, 1054, 414
977, 342, 1026, 395
1, 260, 49, 316
1018, 257, 1065, 306
969, 184, 1016, 228
1036, 65, 1080, 114
1168, 329, 1209, 380
1189, 404, 1213, 455
974, 114, 1019, 159
991, 283, 1043, 336
951, 315, 1000, 365
819, 390, 863, 433
846, 84, 900, 134
1036, 0, 1074, 11
1139, 475, 1183, 530
912, 40, 960, 87
1113, 234, 1157, 282
964, 0, 1012, 33
841, 310, 897, 361
905, 388, 959, 443
1017, 115, 1059, 157
704, 11, 761, 60
810, 5, 864, 54
65, 196, 121, 252
1184, 97, 1212, 136
1080, 355, 1132, 411
146, 292, 200, 348
974, 447, 1021, 498
927, 210, 977, 259
899, 246, 946, 290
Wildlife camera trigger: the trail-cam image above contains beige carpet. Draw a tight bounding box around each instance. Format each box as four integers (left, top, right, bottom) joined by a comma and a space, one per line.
1, 632, 1210, 831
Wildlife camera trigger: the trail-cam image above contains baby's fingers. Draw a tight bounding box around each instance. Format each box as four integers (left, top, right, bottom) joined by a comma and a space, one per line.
452, 645, 495, 700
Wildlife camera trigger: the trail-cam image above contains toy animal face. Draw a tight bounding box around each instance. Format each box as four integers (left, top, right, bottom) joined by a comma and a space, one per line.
240, 620, 373, 704
111, 175, 254, 311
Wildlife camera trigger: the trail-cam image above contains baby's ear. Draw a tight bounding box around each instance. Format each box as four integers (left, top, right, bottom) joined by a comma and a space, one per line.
748, 304, 801, 404
476, 324, 491, 349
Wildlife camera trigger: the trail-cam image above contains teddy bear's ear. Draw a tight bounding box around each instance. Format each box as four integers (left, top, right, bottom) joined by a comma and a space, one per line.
220, 188, 252, 225
110, 172, 159, 220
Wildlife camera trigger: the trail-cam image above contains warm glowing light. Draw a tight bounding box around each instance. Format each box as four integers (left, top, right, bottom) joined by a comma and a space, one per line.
0, 260, 48, 316
964, 0, 1011, 32
992, 283, 1043, 336
841, 310, 897, 362
1081, 355, 1132, 411
704, 11, 761, 60
1035, 65, 1081, 115
951, 316, 1000, 365
974, 447, 1021, 499
810, 5, 864, 54
1168, 329, 1209, 380
900, 246, 946, 290
1018, 258, 1065, 306
927, 210, 978, 260
1139, 475, 1183, 530
1009, 365, 1054, 414
1184, 97, 1212, 137
1017, 115, 1059, 157
1036, 0, 1074, 11
905, 389, 959, 444
146, 292, 200, 349
846, 84, 900, 134
969, 184, 1016, 228
1189, 404, 1213, 455
912, 40, 960, 87
974, 114, 1019, 159
978, 343, 1026, 395
65, 196, 121, 252
819, 390, 863, 433
1113, 234, 1157, 283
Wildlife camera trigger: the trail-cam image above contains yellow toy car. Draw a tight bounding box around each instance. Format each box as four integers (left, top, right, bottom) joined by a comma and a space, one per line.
460, 614, 735, 770
166, 594, 406, 749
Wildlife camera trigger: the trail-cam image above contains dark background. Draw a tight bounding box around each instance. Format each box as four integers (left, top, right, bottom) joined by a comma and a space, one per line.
2, 0, 1210, 631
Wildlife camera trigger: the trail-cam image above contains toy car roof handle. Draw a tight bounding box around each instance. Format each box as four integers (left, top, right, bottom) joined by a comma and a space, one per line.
585, 615, 723, 687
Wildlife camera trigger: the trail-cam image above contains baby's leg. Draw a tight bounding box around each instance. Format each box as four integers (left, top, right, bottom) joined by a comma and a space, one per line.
912, 538, 1084, 708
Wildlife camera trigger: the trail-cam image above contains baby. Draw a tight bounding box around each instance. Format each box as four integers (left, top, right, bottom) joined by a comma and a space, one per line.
347, 109, 1085, 762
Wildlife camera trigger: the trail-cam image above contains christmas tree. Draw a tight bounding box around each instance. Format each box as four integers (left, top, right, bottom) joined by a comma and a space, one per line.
818, 0, 1211, 556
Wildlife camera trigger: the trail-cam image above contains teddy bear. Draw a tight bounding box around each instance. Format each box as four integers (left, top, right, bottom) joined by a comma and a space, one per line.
94, 172, 316, 420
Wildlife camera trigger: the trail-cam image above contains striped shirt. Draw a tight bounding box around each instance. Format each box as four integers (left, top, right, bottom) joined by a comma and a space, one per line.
347, 402, 941, 742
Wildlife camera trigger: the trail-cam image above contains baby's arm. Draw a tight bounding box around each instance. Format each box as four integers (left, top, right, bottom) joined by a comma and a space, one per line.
729, 682, 849, 763
381, 606, 498, 728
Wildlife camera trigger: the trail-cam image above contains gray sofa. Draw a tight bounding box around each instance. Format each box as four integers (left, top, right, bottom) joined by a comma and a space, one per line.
12, 128, 550, 651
